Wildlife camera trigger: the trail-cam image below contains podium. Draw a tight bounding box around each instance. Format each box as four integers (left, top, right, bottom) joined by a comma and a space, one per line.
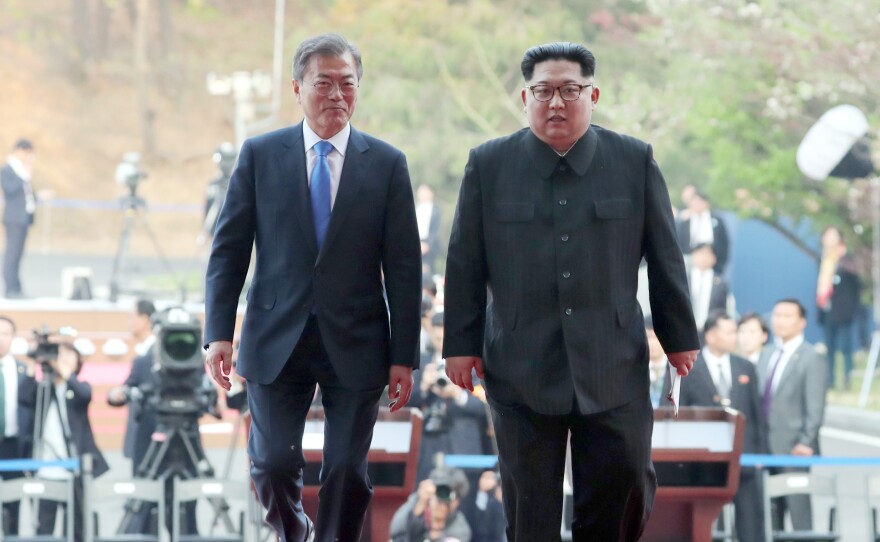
642, 407, 746, 542
300, 407, 423, 542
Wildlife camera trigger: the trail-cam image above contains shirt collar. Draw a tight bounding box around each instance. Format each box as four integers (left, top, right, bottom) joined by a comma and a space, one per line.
303, 120, 351, 157
775, 334, 804, 355
7, 156, 31, 182
135, 334, 156, 357
524, 126, 598, 179
701, 347, 729, 367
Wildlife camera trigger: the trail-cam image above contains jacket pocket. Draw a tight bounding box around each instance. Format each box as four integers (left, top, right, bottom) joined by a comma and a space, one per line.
493, 203, 534, 222
595, 199, 633, 220
246, 285, 276, 310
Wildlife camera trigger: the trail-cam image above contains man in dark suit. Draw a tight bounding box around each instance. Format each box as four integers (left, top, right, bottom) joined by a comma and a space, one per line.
679, 311, 767, 542
676, 190, 730, 273
688, 242, 732, 334
757, 299, 827, 532
0, 315, 37, 535
1, 139, 36, 299
443, 42, 700, 541
204, 33, 422, 542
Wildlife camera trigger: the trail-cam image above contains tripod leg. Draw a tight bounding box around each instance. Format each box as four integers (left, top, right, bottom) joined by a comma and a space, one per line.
134, 212, 189, 302
116, 436, 172, 535
177, 425, 237, 534
110, 211, 137, 302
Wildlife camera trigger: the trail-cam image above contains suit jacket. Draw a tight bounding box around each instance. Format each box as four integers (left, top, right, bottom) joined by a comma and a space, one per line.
757, 342, 826, 454
63, 374, 109, 477
205, 123, 422, 389
2, 359, 38, 458
443, 126, 700, 415
678, 353, 768, 454
120, 350, 157, 465
818, 256, 861, 325
1, 164, 34, 226
676, 212, 729, 271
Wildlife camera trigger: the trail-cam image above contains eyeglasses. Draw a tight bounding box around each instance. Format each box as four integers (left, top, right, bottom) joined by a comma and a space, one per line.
525, 83, 593, 102
306, 80, 359, 97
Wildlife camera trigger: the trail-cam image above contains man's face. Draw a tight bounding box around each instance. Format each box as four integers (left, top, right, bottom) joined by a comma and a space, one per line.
522, 59, 597, 152
705, 318, 737, 354
131, 312, 151, 338
293, 52, 359, 140
737, 319, 768, 356
771, 302, 806, 341
0, 320, 13, 357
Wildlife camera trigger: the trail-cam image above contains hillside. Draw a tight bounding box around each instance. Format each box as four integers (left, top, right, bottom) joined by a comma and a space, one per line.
0, 0, 305, 258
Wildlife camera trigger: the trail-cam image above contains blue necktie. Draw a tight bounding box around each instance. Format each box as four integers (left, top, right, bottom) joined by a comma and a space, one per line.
310, 140, 333, 250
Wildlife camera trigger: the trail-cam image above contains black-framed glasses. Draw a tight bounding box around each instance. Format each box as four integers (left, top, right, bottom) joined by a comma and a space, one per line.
307, 80, 359, 97
525, 83, 593, 102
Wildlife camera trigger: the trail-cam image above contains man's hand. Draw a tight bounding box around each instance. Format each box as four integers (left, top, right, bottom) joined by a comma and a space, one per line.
205, 340, 234, 391
667, 350, 699, 376
388, 365, 413, 413
445, 356, 484, 392
791, 443, 814, 456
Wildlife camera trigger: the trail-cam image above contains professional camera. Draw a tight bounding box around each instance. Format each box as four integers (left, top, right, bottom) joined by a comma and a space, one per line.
431, 474, 456, 503
435, 359, 449, 389
26, 325, 77, 365
115, 152, 148, 192
143, 307, 216, 419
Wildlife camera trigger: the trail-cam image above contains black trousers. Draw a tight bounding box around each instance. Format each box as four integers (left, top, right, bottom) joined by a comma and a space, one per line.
489, 394, 656, 542
3, 223, 28, 296
247, 316, 384, 542
0, 437, 23, 535
733, 467, 766, 542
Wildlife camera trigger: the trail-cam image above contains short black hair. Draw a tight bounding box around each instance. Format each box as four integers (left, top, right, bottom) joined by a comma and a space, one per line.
521, 42, 595, 81
775, 298, 807, 319
737, 311, 769, 335
703, 310, 732, 335
13, 139, 33, 151
135, 299, 156, 318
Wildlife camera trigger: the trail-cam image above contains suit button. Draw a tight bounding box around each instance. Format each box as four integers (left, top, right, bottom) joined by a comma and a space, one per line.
564, 308, 572, 316
558, 199, 567, 206
561, 234, 569, 242
562, 271, 571, 279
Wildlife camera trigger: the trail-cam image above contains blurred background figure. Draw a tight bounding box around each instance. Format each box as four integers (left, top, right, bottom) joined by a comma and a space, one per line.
391, 466, 472, 542
0, 315, 36, 535
816, 226, 861, 390
416, 184, 443, 276
2, 139, 36, 299
676, 189, 730, 274
737, 312, 770, 365
197, 142, 237, 251
645, 316, 670, 409
35, 342, 109, 542
688, 242, 734, 336
459, 469, 505, 542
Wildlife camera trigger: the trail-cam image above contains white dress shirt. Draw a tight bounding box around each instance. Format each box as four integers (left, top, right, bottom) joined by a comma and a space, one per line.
690, 269, 714, 329
689, 211, 715, 246
6, 156, 35, 214
0, 354, 19, 437
134, 334, 156, 357
702, 347, 732, 396
416, 201, 434, 241
303, 121, 351, 209
768, 335, 804, 393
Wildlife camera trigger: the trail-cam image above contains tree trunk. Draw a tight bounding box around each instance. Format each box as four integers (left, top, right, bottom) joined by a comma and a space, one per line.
134, 0, 156, 157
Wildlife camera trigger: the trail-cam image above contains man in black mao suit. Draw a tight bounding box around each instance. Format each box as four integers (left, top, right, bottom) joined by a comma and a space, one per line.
678, 311, 767, 542
1, 139, 36, 298
443, 42, 700, 542
204, 33, 422, 542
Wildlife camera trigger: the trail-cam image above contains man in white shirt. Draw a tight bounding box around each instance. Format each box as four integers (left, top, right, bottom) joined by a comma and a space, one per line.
416, 184, 442, 275
757, 299, 827, 532
688, 243, 732, 334
0, 315, 37, 535
1, 139, 37, 299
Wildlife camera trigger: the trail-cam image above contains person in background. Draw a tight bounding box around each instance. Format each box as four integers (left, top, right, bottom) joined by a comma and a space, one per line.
737, 312, 769, 365
816, 226, 861, 390
687, 242, 732, 337
416, 184, 443, 276
460, 469, 506, 542
757, 299, 826, 532
676, 190, 730, 274
1, 139, 36, 299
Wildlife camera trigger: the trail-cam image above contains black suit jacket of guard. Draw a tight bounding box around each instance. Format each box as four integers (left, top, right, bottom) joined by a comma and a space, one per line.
676, 212, 730, 271
0, 164, 34, 226
443, 126, 699, 415
204, 123, 422, 389
678, 353, 768, 455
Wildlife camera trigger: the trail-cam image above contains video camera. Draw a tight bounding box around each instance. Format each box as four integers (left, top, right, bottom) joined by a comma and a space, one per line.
26, 325, 77, 365
115, 152, 148, 193
140, 308, 216, 420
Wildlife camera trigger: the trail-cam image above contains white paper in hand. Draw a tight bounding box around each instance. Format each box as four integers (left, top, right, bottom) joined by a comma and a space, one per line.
666, 366, 681, 417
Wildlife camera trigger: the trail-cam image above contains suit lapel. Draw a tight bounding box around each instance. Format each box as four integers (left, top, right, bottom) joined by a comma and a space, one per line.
317, 127, 371, 266
276, 123, 318, 257
774, 344, 804, 397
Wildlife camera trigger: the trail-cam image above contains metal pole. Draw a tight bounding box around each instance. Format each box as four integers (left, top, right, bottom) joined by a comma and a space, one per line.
859, 176, 880, 407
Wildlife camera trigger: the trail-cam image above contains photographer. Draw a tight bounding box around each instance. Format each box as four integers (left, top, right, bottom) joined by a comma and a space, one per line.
34, 342, 109, 542
391, 466, 471, 542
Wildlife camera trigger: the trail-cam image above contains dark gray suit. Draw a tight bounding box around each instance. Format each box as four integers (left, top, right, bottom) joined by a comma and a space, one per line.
444, 125, 699, 541
1, 163, 34, 297
757, 341, 827, 531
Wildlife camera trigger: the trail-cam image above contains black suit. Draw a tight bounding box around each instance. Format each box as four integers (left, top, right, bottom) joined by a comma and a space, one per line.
676, 212, 730, 272
205, 122, 421, 542
1, 162, 35, 297
444, 126, 699, 541
818, 256, 861, 388
114, 349, 157, 474
678, 353, 768, 542
0, 359, 37, 535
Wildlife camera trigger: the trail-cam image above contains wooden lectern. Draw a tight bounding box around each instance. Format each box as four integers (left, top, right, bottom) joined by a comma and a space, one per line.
300, 407, 423, 542
642, 407, 746, 542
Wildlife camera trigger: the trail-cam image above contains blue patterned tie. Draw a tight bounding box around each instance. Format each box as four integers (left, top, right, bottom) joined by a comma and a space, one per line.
310, 140, 333, 250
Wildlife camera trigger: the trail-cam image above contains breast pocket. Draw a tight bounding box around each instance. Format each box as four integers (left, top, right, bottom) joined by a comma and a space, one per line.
595, 199, 633, 220
493, 203, 534, 222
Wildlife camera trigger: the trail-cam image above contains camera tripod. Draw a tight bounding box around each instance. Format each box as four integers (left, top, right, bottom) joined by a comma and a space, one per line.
109, 190, 187, 303
115, 415, 235, 536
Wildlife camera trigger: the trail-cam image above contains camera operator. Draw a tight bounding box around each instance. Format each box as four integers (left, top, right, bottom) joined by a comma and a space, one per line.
107, 299, 157, 475
459, 469, 505, 542
391, 466, 472, 542
0, 315, 36, 535
34, 342, 108, 542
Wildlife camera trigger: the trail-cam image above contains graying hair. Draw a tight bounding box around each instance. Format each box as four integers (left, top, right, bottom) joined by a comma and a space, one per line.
292, 33, 363, 81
